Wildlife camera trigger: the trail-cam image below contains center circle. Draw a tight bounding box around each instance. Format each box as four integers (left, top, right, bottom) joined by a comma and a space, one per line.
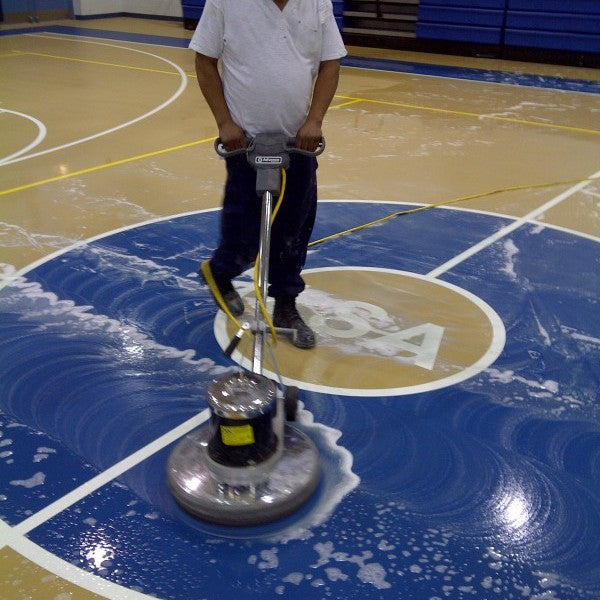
214, 267, 506, 397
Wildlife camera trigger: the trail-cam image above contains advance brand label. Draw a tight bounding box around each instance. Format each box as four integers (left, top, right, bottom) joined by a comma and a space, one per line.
255, 156, 282, 165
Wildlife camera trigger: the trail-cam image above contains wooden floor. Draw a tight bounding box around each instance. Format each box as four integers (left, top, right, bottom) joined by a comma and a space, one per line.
1, 16, 599, 272
1, 16, 599, 600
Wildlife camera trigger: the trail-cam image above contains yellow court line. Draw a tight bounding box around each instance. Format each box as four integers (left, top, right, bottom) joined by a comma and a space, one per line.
0, 136, 217, 197
16, 51, 181, 76
334, 94, 600, 135
331, 99, 364, 109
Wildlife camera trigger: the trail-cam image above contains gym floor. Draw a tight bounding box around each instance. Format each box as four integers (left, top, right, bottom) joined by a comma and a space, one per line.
1, 16, 599, 600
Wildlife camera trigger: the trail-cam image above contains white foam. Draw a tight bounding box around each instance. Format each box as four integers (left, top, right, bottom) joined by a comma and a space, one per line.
1, 265, 228, 376
500, 239, 520, 281
282, 572, 304, 585
263, 404, 359, 544
533, 571, 561, 590
561, 326, 600, 347
80, 244, 201, 291
532, 312, 552, 347
487, 368, 559, 397
258, 548, 279, 570
324, 567, 348, 582
33, 452, 51, 463
10, 472, 46, 488
357, 562, 391, 589
310, 542, 391, 590
377, 539, 395, 551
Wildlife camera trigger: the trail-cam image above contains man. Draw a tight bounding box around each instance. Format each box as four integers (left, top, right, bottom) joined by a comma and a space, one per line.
190, 0, 346, 349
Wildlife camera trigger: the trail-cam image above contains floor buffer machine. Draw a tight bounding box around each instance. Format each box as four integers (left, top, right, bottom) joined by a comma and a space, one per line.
167, 134, 323, 526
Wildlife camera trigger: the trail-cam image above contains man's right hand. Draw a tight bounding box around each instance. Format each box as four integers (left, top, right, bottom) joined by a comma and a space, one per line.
218, 121, 247, 151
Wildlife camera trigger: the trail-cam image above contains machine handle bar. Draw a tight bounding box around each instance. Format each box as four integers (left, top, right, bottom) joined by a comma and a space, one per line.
214, 137, 325, 158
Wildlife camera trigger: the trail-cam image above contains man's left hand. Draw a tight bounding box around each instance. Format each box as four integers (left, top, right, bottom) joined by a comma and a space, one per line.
295, 119, 322, 152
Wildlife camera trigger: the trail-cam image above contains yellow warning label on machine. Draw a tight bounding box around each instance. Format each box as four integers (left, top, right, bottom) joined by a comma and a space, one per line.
220, 424, 255, 446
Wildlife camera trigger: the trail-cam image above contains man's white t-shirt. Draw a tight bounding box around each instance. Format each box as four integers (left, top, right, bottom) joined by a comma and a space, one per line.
189, 0, 347, 137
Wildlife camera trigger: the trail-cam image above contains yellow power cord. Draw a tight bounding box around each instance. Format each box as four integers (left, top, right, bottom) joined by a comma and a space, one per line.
308, 176, 595, 248
200, 259, 245, 331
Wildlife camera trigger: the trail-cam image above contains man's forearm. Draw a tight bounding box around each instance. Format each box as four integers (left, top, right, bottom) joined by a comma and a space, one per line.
295, 59, 341, 150
306, 59, 341, 126
194, 53, 246, 149
194, 53, 232, 128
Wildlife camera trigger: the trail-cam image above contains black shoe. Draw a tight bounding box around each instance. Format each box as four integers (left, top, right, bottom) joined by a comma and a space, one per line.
273, 296, 316, 349
199, 260, 244, 317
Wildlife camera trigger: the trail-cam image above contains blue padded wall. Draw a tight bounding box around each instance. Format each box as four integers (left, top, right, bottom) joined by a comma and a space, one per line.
182, 0, 344, 31
182, 0, 205, 22
332, 0, 344, 30
507, 0, 600, 14
2, 0, 68, 10
505, 1, 600, 53
416, 1, 506, 45
415, 0, 600, 54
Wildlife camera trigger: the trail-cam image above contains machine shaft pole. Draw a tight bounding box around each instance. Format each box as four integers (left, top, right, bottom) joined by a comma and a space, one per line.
253, 190, 274, 374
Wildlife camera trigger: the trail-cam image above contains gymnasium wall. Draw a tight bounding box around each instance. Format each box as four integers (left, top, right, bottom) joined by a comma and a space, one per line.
72, 0, 182, 18
2, 0, 68, 10
416, 0, 600, 55
1, 0, 72, 22
0, 0, 182, 20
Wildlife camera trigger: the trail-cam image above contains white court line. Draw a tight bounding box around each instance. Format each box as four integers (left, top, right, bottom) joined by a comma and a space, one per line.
0, 34, 187, 166
0, 109, 47, 164
2, 408, 210, 540
7, 534, 155, 599
0, 407, 208, 599
427, 169, 600, 278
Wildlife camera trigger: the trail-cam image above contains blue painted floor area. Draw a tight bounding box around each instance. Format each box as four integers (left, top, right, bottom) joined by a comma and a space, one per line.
0, 203, 599, 599
309, 201, 513, 274
442, 223, 600, 403
2, 25, 599, 94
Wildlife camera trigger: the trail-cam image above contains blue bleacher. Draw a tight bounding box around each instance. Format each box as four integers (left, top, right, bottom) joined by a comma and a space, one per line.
179, 1, 599, 59
416, 1, 505, 45
181, 0, 205, 29
181, 1, 344, 31
507, 0, 600, 14
332, 0, 344, 30
505, 1, 600, 53
415, 0, 600, 56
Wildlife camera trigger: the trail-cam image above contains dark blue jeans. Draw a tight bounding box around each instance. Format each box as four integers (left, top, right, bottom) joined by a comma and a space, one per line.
210, 153, 318, 298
